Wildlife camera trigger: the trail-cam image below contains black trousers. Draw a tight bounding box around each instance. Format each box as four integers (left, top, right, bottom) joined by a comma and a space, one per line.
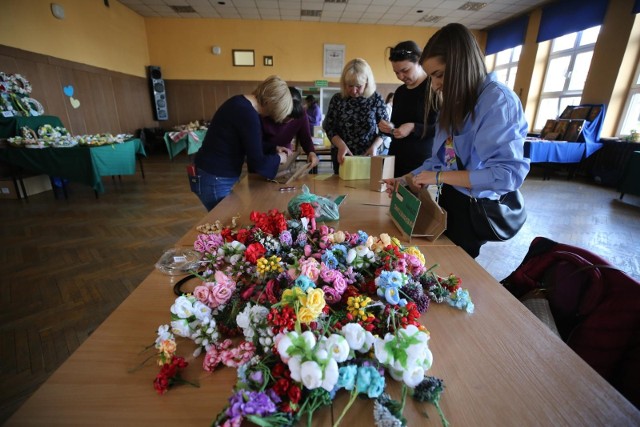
439, 184, 486, 258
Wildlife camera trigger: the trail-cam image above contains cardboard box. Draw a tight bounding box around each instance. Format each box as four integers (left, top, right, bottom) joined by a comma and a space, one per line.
0, 174, 52, 200
369, 155, 395, 192
339, 156, 371, 180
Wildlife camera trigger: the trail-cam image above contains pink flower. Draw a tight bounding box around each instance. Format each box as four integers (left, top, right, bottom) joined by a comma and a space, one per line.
193, 285, 210, 303
333, 275, 347, 294
203, 347, 221, 372
322, 286, 341, 304
300, 258, 320, 282
208, 281, 236, 308
319, 266, 339, 284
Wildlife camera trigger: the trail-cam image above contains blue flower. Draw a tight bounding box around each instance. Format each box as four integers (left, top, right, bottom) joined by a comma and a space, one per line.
356, 365, 377, 395
336, 365, 357, 391
367, 370, 385, 398
383, 287, 400, 305
446, 288, 475, 313
356, 230, 368, 245
294, 274, 315, 292
332, 244, 348, 260
322, 251, 339, 270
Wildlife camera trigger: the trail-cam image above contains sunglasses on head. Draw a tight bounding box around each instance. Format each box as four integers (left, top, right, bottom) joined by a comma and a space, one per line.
389, 48, 416, 60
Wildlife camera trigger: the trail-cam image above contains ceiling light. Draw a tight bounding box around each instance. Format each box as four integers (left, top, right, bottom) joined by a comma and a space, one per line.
169, 5, 196, 13
419, 15, 443, 23
301, 10, 322, 17
458, 2, 487, 12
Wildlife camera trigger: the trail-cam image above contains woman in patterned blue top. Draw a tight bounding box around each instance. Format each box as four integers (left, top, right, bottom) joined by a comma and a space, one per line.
323, 58, 389, 174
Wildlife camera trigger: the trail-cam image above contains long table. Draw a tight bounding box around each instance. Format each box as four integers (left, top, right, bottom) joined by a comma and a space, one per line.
525, 139, 603, 163
0, 139, 145, 193
7, 173, 640, 426
163, 130, 206, 160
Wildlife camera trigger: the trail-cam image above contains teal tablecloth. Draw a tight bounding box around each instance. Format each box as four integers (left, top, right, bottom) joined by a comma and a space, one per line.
0, 115, 65, 138
0, 139, 145, 193
163, 130, 206, 160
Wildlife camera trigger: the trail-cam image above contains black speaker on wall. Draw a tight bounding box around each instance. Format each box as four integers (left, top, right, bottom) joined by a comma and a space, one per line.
147, 65, 168, 121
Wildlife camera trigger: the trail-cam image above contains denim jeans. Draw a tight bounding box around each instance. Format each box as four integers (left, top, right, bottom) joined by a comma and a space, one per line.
193, 168, 239, 211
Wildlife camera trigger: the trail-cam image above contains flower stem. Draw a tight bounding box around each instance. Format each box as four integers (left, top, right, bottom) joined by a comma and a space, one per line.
434, 400, 449, 427
400, 384, 407, 413
333, 389, 358, 427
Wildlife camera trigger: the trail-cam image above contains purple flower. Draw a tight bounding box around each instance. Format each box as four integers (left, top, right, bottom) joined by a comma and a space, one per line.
279, 230, 293, 246
226, 390, 277, 419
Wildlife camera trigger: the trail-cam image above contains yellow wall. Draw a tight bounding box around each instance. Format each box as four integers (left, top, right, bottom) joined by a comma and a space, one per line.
0, 0, 149, 77
144, 19, 469, 84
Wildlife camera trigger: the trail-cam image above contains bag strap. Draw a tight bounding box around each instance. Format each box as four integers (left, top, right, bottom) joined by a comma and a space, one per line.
455, 155, 465, 171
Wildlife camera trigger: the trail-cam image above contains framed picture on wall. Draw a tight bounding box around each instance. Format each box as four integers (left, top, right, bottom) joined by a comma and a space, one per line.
324, 44, 345, 77
232, 50, 255, 67
554, 119, 570, 140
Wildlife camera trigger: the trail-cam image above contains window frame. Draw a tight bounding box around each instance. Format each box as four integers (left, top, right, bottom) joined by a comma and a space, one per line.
533, 26, 600, 131
617, 61, 640, 137
491, 45, 521, 90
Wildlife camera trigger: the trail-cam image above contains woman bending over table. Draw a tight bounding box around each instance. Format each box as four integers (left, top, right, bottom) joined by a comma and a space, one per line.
384, 24, 530, 258
323, 58, 388, 174
193, 75, 293, 211
261, 87, 319, 169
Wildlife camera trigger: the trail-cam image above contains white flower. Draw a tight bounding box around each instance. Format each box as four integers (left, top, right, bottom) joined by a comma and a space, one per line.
324, 334, 350, 362
170, 295, 194, 319
300, 360, 323, 389
288, 355, 302, 382
340, 323, 366, 351
192, 301, 211, 321
402, 364, 425, 387
321, 358, 339, 391
236, 309, 250, 329
362, 331, 375, 353
373, 334, 395, 365
170, 319, 191, 337
276, 332, 297, 362
155, 324, 173, 345
301, 330, 317, 350
346, 248, 357, 264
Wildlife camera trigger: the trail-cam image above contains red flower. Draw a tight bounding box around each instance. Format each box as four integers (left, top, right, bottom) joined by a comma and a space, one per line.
153, 356, 192, 395
220, 228, 233, 242
299, 203, 315, 220
287, 384, 301, 404
245, 242, 266, 264
273, 377, 291, 396
235, 228, 250, 244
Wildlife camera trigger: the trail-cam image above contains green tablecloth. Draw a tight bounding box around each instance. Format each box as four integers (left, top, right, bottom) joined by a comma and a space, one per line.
163, 130, 206, 160
0, 115, 65, 138
0, 139, 145, 193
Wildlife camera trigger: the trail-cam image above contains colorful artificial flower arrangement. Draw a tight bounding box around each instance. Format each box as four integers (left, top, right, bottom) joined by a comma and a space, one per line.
151, 204, 473, 426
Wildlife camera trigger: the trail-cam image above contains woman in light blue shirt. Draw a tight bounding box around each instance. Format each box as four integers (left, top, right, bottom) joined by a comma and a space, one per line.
385, 23, 530, 258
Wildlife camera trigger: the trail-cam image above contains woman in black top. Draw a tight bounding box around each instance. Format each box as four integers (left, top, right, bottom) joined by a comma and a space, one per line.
323, 58, 388, 174
379, 41, 437, 177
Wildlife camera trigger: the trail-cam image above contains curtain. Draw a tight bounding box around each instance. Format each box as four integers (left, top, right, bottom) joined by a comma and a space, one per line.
485, 15, 530, 55
537, 0, 609, 43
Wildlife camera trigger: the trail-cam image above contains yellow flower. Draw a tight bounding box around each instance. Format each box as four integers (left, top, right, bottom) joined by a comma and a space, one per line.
405, 246, 426, 266
256, 255, 284, 275
331, 231, 346, 243
391, 236, 402, 247
297, 306, 318, 324
347, 295, 372, 321
301, 288, 326, 314
281, 287, 305, 306
380, 233, 392, 246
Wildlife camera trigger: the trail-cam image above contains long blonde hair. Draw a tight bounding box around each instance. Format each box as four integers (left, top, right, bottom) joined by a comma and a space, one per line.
253, 75, 293, 123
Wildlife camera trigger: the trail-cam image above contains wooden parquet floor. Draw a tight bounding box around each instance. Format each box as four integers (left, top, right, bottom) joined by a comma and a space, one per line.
1, 153, 639, 423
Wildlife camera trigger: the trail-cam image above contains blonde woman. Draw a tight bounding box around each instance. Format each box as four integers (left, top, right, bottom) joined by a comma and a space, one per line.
323, 58, 388, 174
193, 75, 293, 211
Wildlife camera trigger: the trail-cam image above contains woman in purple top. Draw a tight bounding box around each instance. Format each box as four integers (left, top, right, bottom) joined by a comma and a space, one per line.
305, 95, 322, 133
193, 76, 293, 211
261, 87, 319, 168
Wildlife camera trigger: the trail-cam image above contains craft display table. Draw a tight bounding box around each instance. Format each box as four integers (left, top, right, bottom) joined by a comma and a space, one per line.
6, 172, 639, 426
0, 139, 146, 194
163, 130, 206, 160
0, 115, 65, 138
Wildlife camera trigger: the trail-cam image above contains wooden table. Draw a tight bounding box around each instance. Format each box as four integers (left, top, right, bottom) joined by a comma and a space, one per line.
7, 174, 640, 426
177, 174, 454, 247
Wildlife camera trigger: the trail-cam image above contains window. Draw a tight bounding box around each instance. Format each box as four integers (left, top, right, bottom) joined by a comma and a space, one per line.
618, 64, 640, 137
492, 45, 521, 90
533, 26, 600, 131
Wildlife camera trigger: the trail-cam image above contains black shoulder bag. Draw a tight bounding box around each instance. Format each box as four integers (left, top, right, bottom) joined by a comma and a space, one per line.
456, 156, 527, 242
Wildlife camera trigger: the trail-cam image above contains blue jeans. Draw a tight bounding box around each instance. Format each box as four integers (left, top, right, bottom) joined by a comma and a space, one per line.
193, 168, 239, 211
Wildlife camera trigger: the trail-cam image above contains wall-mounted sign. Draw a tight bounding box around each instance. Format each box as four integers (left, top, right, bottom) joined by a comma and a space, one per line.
323, 44, 345, 77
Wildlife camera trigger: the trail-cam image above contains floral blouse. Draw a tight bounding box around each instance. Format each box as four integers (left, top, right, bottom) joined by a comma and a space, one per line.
323, 92, 388, 155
